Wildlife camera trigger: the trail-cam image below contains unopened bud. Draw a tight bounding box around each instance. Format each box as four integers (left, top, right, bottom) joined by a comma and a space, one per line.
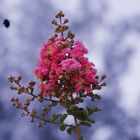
38, 91, 43, 96
15, 103, 20, 108
11, 98, 15, 102
96, 85, 102, 90
31, 118, 34, 123
94, 94, 101, 100
10, 86, 18, 90
54, 34, 58, 37
101, 74, 107, 80
62, 25, 69, 31
64, 19, 69, 24
55, 11, 64, 18
38, 96, 44, 102
7, 75, 15, 82
30, 109, 37, 117
68, 31, 75, 39
17, 76, 22, 81
51, 19, 57, 25
101, 82, 107, 86
17, 87, 25, 94
24, 99, 30, 106
29, 97, 35, 101
70, 39, 74, 43
55, 25, 61, 32
42, 106, 47, 111
28, 81, 36, 86
15, 98, 19, 102
95, 75, 99, 79
13, 103, 16, 107
37, 123, 43, 128
61, 13, 64, 17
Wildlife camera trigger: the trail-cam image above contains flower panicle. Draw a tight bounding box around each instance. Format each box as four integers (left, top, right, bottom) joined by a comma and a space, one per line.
8, 11, 106, 139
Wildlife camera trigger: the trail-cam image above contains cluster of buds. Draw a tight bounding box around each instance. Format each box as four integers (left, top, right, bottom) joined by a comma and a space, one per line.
50, 11, 75, 48
8, 75, 35, 95
52, 11, 69, 33
8, 11, 106, 140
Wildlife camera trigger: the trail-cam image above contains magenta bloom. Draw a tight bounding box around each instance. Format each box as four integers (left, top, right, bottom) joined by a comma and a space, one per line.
33, 37, 97, 98
8, 12, 107, 139
72, 40, 88, 58
60, 58, 81, 72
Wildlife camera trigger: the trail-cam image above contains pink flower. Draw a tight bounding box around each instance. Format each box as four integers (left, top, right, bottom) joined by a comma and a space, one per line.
33, 68, 49, 80
40, 39, 60, 60
71, 40, 88, 58
84, 69, 97, 83
60, 58, 81, 72
85, 86, 92, 93
34, 37, 98, 97
75, 84, 83, 93
78, 57, 95, 70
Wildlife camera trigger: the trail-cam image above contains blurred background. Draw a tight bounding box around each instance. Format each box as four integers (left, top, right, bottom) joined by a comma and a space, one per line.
0, 0, 140, 140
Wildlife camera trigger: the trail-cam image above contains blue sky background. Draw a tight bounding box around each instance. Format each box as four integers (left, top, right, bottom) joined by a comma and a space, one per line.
0, 0, 140, 140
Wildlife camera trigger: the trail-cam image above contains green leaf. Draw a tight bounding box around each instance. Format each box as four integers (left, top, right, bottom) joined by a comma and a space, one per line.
94, 107, 101, 112
67, 107, 88, 121
79, 121, 91, 127
67, 127, 73, 135
51, 101, 58, 106
87, 117, 95, 123
75, 108, 88, 121
86, 106, 101, 116
86, 107, 93, 116
50, 114, 62, 122
60, 102, 68, 108
67, 109, 74, 115
59, 124, 67, 131
60, 114, 68, 123
79, 98, 84, 103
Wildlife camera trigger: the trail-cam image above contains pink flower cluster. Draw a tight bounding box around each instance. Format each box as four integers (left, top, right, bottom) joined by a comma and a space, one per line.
34, 37, 97, 99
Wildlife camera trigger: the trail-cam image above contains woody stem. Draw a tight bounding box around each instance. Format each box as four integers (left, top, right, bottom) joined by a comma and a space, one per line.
70, 95, 83, 140
73, 116, 83, 140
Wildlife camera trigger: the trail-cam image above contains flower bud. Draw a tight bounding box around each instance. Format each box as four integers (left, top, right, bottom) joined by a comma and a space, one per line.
12, 103, 16, 107
15, 98, 19, 102
24, 99, 30, 106
101, 74, 107, 80
10, 86, 18, 90
51, 19, 57, 25
55, 25, 61, 32
31, 118, 34, 123
70, 39, 74, 43
55, 11, 61, 18
29, 97, 35, 101
38, 96, 44, 102
38, 91, 43, 96
11, 98, 15, 102
17, 87, 25, 94
64, 19, 69, 24
95, 75, 99, 79
42, 106, 47, 111
15, 103, 20, 108
96, 85, 102, 90
7, 75, 15, 82
37, 123, 43, 127
62, 25, 69, 31
30, 109, 37, 118
28, 81, 36, 86
17, 76, 22, 81
101, 82, 107, 86
68, 31, 75, 39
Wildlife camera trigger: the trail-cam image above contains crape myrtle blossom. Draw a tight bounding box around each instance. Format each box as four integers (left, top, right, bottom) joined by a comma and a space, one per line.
33, 38, 97, 97
8, 11, 106, 140
60, 58, 81, 72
